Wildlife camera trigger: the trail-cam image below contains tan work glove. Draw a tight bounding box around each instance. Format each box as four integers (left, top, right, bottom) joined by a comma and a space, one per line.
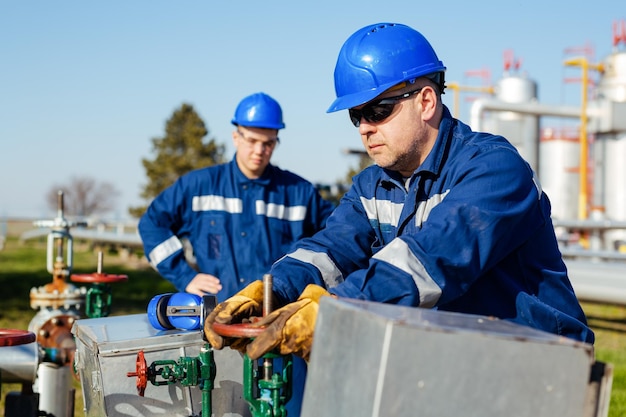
204, 280, 265, 350
245, 284, 330, 362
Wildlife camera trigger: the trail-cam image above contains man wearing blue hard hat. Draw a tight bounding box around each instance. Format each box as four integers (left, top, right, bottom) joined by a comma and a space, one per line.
140, 92, 333, 301
140, 92, 333, 416
205, 22, 593, 388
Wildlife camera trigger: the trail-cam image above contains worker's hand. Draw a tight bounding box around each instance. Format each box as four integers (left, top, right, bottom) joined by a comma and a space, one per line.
245, 284, 330, 362
186, 273, 222, 296
204, 280, 265, 350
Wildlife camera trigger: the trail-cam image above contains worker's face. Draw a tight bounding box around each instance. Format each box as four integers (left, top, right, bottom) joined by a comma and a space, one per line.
351, 84, 437, 177
233, 126, 279, 179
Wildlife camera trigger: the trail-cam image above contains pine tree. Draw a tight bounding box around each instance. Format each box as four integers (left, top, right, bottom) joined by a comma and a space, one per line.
129, 103, 225, 218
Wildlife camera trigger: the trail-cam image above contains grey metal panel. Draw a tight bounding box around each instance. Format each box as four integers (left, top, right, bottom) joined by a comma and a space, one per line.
72, 314, 251, 417
302, 297, 594, 417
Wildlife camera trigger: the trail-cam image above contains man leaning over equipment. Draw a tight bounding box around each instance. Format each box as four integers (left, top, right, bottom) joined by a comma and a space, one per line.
205, 22, 594, 378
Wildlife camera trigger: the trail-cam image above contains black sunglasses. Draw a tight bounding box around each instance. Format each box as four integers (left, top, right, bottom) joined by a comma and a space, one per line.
349, 87, 424, 127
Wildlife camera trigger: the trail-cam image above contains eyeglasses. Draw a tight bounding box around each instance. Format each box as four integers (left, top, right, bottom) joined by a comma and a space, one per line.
236, 130, 279, 152
348, 87, 424, 127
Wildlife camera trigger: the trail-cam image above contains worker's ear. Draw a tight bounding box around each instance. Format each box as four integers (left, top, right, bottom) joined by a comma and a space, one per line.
419, 85, 438, 121
232, 130, 239, 148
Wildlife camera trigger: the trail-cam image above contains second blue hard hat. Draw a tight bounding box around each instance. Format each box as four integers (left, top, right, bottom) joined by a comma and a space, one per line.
232, 92, 285, 129
327, 23, 446, 113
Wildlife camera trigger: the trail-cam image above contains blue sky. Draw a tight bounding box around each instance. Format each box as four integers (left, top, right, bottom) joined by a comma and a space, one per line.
0, 2, 621, 219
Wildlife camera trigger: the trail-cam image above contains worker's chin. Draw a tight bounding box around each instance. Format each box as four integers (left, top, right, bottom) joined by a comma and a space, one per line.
371, 156, 393, 170
248, 162, 267, 175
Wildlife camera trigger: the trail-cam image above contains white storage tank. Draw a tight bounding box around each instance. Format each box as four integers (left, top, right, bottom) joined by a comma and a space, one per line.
591, 46, 626, 250
539, 127, 580, 221
486, 73, 540, 173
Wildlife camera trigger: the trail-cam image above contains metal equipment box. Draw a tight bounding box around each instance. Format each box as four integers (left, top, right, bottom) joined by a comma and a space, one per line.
302, 297, 611, 417
72, 314, 251, 417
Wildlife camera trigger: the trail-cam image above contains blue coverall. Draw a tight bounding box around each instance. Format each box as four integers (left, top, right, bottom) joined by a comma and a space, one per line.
271, 106, 594, 345
139, 156, 335, 417
139, 157, 334, 301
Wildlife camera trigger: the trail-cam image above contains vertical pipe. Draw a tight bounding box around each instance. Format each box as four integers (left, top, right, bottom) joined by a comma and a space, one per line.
34, 362, 74, 417
564, 56, 603, 220
56, 192, 64, 264
262, 274, 273, 383
97, 251, 103, 274
262, 274, 273, 317
579, 59, 589, 220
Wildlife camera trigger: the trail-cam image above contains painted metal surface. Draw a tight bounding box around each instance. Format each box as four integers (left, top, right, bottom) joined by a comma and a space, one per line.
303, 297, 604, 417
72, 313, 251, 417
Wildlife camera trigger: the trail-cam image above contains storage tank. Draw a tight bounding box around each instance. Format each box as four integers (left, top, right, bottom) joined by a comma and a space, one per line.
486, 73, 540, 173
591, 43, 626, 250
539, 128, 580, 221
473, 64, 584, 222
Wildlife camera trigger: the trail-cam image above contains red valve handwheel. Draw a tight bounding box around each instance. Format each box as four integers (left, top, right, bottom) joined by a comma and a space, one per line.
0, 329, 36, 347
211, 319, 266, 338
126, 350, 148, 396
71, 273, 129, 284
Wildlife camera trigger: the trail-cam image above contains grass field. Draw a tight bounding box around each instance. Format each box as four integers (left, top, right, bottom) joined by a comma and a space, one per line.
0, 236, 175, 417
1, 235, 625, 416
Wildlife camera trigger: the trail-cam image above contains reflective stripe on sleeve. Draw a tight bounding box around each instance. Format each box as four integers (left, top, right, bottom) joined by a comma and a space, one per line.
360, 196, 403, 227
285, 248, 344, 288
256, 201, 307, 221
148, 235, 184, 267
372, 238, 442, 307
192, 195, 243, 213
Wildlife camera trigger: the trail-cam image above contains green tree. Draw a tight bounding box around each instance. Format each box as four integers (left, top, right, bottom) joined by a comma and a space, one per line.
129, 103, 225, 218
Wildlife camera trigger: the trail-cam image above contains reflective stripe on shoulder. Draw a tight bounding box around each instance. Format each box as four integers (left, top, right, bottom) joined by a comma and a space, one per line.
148, 235, 184, 267
360, 196, 403, 227
192, 195, 243, 213
256, 201, 307, 221
285, 248, 344, 288
372, 238, 441, 307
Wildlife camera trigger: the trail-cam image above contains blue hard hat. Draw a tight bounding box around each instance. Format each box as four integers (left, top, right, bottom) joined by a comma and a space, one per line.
327, 23, 446, 113
231, 92, 285, 129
